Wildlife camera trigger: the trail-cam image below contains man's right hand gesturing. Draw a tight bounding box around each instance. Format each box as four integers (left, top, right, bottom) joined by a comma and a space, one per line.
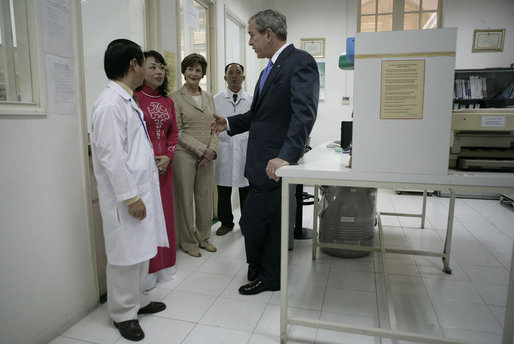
210, 114, 227, 135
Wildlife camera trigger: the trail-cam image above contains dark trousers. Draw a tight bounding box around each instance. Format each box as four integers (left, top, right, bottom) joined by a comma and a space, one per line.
217, 185, 249, 228
240, 184, 282, 284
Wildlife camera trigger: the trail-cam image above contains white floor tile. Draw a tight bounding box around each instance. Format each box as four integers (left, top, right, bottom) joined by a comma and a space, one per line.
474, 282, 509, 306
269, 283, 325, 311
380, 321, 444, 344
287, 263, 330, 287
159, 290, 217, 322
441, 327, 503, 344
196, 255, 246, 276
175, 271, 233, 296
199, 297, 266, 332
182, 324, 251, 344
404, 228, 444, 250
327, 269, 377, 292
254, 305, 318, 342
323, 287, 379, 318
423, 277, 482, 303
386, 274, 428, 297
316, 311, 380, 344
248, 333, 298, 344
461, 264, 509, 285
446, 230, 489, 252
59, 306, 120, 344
452, 249, 504, 268
432, 299, 502, 333
489, 305, 506, 325
330, 254, 375, 273
49, 337, 96, 344
378, 293, 438, 326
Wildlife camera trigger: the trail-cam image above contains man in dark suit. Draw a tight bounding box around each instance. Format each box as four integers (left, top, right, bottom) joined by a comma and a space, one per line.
211, 9, 319, 295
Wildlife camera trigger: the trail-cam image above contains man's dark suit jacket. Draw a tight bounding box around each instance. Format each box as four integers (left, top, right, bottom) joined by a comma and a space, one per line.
228, 44, 320, 187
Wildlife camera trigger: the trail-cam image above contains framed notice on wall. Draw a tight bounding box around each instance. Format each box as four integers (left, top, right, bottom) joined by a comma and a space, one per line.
380, 60, 425, 119
472, 29, 505, 52
301, 38, 325, 58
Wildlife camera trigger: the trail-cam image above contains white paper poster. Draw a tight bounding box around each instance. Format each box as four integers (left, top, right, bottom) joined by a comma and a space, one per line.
46, 55, 76, 115
41, 0, 73, 58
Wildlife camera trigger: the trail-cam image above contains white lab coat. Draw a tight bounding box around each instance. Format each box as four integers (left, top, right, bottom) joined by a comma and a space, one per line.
90, 81, 168, 266
214, 89, 252, 187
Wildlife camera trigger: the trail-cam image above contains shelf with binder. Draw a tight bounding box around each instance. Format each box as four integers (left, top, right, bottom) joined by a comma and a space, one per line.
453, 68, 514, 109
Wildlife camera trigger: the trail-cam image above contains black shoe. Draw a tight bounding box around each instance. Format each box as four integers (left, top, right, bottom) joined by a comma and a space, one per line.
216, 224, 233, 236
247, 264, 259, 281
239, 280, 280, 295
113, 319, 144, 341
138, 301, 166, 314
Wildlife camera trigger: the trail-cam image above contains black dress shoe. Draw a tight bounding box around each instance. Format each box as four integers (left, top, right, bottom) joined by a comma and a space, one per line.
247, 264, 259, 281
113, 319, 144, 341
138, 301, 166, 314
239, 280, 280, 295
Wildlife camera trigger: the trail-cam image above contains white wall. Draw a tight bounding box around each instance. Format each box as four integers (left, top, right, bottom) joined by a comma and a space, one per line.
443, 0, 514, 69
81, 0, 146, 127
0, 2, 96, 344
273, 0, 357, 148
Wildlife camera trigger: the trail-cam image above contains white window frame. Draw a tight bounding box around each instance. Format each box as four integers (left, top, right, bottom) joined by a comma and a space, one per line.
223, 6, 247, 89
0, 0, 46, 116
177, 0, 215, 93
357, 0, 443, 32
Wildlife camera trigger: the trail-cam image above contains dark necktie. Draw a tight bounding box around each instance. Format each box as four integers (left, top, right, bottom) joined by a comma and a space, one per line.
259, 60, 274, 93
233, 93, 238, 103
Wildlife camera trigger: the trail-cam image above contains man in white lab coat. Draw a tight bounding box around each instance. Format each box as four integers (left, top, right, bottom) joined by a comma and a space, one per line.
213, 63, 253, 236
90, 39, 169, 342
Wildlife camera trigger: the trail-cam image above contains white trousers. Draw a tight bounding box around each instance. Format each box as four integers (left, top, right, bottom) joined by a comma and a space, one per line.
106, 260, 151, 323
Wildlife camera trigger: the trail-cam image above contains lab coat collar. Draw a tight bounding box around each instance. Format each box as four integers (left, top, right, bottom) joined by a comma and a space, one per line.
223, 88, 249, 101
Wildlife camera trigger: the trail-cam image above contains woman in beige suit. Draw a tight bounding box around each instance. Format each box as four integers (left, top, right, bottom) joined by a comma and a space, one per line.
171, 53, 218, 257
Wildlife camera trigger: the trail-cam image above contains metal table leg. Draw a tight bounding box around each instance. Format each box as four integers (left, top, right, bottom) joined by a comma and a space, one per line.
421, 190, 427, 229
280, 181, 290, 344
442, 190, 456, 274
502, 241, 514, 344
312, 185, 319, 260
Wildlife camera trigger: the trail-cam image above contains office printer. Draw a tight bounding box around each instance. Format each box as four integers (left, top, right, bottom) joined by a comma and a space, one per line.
450, 108, 514, 171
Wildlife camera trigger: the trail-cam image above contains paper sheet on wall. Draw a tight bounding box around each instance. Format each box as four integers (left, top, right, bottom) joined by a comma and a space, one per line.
164, 50, 177, 93
317, 62, 325, 100
380, 60, 425, 119
46, 55, 76, 115
41, 0, 73, 58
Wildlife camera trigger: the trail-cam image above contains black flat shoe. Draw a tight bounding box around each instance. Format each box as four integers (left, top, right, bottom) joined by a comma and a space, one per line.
239, 280, 280, 295
138, 301, 166, 314
113, 319, 144, 341
247, 264, 259, 281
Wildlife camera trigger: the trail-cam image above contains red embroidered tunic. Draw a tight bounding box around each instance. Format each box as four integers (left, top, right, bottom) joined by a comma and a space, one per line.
136, 84, 178, 272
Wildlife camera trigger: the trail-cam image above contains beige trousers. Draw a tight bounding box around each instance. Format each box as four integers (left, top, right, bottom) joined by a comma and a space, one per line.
173, 149, 214, 251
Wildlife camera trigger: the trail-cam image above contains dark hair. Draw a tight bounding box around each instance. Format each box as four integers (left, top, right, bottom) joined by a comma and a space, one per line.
104, 39, 144, 80
181, 53, 207, 76
249, 9, 287, 41
142, 50, 169, 97
224, 63, 245, 74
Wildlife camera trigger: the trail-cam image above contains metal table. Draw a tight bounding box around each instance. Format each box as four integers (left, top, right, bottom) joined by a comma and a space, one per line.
277, 143, 514, 344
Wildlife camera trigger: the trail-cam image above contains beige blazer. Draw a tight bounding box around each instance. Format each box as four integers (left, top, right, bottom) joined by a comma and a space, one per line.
170, 85, 218, 158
